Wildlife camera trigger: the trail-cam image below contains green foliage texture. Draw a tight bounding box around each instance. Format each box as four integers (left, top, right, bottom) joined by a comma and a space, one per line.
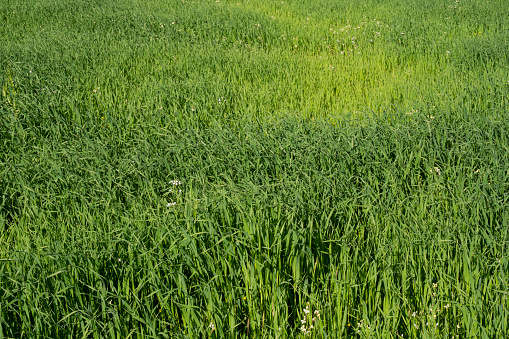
1, 0, 509, 337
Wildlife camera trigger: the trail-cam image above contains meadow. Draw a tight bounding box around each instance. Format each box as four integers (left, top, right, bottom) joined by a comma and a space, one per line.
1, 0, 509, 337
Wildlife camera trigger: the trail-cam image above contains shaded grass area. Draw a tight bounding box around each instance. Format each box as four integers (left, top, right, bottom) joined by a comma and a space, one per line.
2, 111, 509, 337
1, 0, 509, 337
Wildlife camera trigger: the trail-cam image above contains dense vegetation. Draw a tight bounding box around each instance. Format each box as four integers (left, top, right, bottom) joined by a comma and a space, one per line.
1, 0, 509, 337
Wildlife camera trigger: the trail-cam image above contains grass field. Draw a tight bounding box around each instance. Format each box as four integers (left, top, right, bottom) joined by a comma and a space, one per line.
1, 0, 509, 337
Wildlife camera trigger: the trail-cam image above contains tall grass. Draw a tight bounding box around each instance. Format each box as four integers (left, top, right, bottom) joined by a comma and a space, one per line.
1, 0, 509, 337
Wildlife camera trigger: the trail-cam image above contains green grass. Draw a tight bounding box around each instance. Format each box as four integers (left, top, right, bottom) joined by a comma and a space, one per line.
1, 0, 509, 337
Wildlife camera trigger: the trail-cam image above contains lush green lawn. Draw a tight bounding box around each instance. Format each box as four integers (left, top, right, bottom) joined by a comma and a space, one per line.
1, 0, 509, 337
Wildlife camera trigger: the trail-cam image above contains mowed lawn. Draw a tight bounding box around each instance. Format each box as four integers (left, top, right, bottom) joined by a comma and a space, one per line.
1, 0, 509, 337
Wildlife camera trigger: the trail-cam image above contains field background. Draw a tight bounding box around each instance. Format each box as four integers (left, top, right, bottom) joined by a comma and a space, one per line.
1, 0, 509, 337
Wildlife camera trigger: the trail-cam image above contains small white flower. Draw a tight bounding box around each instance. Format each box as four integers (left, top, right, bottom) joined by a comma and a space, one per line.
167, 202, 177, 207
431, 167, 441, 175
